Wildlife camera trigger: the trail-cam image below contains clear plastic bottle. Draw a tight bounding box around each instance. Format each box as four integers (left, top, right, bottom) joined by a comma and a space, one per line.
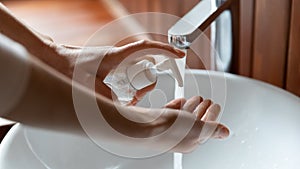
103, 58, 183, 105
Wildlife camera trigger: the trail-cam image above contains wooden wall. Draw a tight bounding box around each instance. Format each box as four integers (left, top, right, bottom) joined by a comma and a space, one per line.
228, 0, 299, 96
286, 0, 300, 96
120, 0, 300, 97
246, 0, 299, 96
252, 0, 291, 88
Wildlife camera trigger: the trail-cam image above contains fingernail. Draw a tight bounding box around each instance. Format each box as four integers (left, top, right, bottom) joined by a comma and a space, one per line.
216, 126, 230, 139
220, 127, 230, 138
175, 49, 185, 57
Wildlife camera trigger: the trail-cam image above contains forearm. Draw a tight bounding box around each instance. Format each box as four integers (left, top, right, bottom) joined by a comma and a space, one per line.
0, 3, 70, 75
55, 44, 114, 99
0, 32, 110, 134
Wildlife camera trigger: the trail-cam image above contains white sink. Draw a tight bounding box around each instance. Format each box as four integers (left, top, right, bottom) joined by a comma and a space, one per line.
0, 70, 299, 169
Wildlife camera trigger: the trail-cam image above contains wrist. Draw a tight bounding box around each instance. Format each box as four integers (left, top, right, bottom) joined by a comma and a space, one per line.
38, 42, 73, 78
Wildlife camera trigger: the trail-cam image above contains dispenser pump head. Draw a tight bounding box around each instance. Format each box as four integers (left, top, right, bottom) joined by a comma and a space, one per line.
126, 60, 156, 90
126, 58, 183, 90
155, 59, 183, 87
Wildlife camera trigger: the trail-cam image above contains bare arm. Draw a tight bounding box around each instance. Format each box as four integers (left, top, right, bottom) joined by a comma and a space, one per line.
0, 3, 69, 74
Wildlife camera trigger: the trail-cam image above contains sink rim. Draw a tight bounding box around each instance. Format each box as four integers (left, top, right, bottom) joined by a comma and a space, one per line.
0, 69, 299, 169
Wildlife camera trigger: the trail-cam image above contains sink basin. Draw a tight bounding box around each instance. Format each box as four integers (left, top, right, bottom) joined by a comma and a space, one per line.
0, 70, 299, 169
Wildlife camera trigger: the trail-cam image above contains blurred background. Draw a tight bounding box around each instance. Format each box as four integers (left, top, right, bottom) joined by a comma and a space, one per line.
1, 0, 299, 95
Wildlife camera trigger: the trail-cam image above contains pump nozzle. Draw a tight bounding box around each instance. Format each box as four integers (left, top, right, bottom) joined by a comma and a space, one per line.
155, 58, 183, 87
126, 57, 183, 91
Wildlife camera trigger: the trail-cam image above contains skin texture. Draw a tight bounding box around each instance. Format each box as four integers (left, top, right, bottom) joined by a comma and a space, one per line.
0, 3, 229, 153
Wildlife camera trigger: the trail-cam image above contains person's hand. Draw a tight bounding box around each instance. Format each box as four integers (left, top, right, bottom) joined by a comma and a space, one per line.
100, 40, 185, 105
163, 96, 229, 152
100, 95, 229, 153
55, 40, 185, 104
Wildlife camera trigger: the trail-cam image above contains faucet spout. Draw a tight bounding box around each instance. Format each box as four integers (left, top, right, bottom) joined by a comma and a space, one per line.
168, 0, 233, 49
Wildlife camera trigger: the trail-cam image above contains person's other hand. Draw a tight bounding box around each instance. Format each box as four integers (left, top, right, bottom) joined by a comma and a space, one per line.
163, 96, 230, 152
55, 40, 185, 104
101, 96, 229, 153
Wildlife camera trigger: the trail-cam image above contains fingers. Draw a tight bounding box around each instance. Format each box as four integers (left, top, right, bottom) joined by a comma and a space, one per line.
167, 96, 222, 124
211, 123, 230, 139
127, 83, 157, 106
164, 98, 186, 109
182, 97, 221, 122
202, 104, 221, 121
196, 121, 229, 144
182, 96, 203, 112
122, 40, 185, 58
127, 96, 139, 106
193, 99, 212, 119
135, 82, 156, 100
180, 97, 227, 142
173, 120, 230, 153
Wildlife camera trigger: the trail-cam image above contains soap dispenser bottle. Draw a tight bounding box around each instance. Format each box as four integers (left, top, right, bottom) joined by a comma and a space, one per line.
103, 57, 183, 105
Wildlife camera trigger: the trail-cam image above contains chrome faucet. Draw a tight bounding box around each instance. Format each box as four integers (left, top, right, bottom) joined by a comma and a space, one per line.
168, 0, 233, 49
